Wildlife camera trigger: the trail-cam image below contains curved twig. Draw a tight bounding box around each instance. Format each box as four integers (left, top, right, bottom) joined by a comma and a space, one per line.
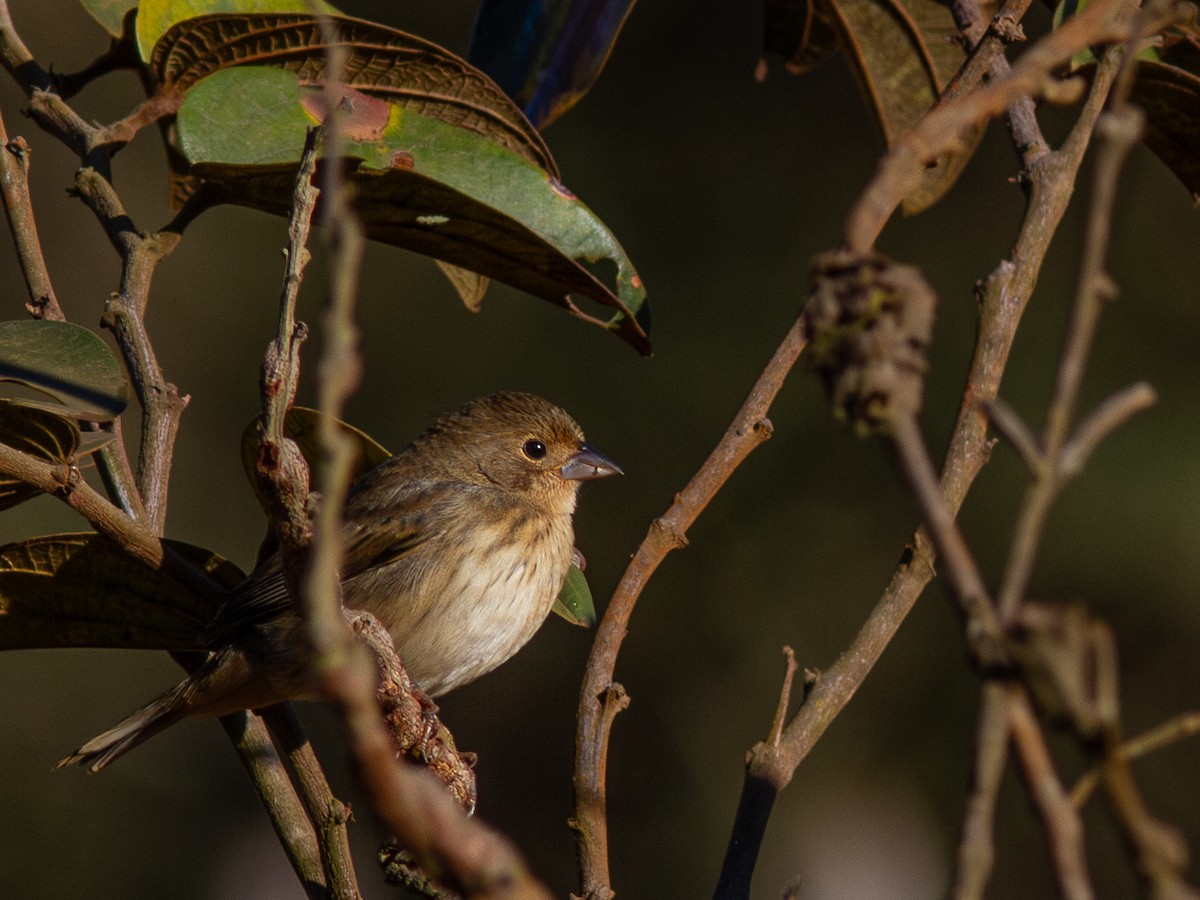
573, 314, 807, 899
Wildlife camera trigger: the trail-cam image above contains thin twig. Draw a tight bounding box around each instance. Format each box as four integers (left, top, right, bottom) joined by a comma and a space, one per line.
0, 113, 61, 319
844, 0, 1131, 250
300, 22, 552, 896
1008, 690, 1095, 900
1071, 712, 1200, 807
574, 315, 806, 899
951, 682, 1011, 900
222, 710, 331, 900
994, 44, 1137, 625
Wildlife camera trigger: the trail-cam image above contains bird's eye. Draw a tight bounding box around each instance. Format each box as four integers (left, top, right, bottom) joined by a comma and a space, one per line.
522, 439, 548, 460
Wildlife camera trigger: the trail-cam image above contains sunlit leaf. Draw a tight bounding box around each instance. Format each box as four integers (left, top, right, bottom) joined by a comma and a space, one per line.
0, 320, 129, 422
552, 563, 595, 627
170, 65, 650, 352
78, 0, 137, 37
136, 0, 342, 61
241, 406, 392, 503
468, 0, 638, 128
0, 401, 82, 511
152, 11, 555, 174
0, 533, 242, 650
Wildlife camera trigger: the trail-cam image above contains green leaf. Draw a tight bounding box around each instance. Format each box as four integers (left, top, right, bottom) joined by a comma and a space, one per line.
0, 400, 82, 511
0, 533, 242, 650
78, 0, 137, 37
241, 406, 392, 502
150, 10, 650, 353
553, 564, 595, 627
173, 65, 650, 352
136, 0, 342, 61
0, 320, 129, 421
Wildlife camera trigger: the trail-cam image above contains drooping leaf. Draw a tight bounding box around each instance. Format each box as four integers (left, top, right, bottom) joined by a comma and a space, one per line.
435, 261, 491, 313
136, 0, 342, 61
1129, 59, 1200, 200
0, 533, 242, 650
1055, 1, 1200, 201
0, 320, 129, 421
824, 0, 983, 213
78, 0, 138, 37
241, 406, 392, 505
764, 0, 987, 213
552, 563, 595, 626
169, 64, 650, 352
468, 0, 638, 129
0, 401, 83, 511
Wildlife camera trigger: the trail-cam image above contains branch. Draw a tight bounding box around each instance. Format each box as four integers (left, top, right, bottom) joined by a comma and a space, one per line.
574, 314, 807, 899
0, 111, 61, 319
844, 0, 1133, 250
712, 1, 1147, 892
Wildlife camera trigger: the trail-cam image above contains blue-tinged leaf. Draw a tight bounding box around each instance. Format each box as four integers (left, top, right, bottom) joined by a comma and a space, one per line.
469, 0, 637, 128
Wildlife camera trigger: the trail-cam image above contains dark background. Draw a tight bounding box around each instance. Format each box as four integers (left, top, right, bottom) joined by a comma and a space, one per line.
2, 1, 1200, 898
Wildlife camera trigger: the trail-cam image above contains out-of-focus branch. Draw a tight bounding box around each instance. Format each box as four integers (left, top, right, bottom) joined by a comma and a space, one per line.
574, 314, 807, 900
278, 30, 546, 893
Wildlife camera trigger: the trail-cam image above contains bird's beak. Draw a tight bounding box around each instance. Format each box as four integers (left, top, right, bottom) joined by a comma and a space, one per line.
559, 442, 623, 481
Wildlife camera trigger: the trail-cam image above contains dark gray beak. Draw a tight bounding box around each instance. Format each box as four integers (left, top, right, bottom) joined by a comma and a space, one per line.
559, 442, 623, 481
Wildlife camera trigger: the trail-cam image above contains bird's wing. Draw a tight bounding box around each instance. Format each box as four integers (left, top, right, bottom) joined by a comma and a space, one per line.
200, 481, 442, 642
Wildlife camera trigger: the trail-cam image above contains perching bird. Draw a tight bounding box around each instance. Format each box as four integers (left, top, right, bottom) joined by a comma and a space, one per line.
60, 392, 621, 772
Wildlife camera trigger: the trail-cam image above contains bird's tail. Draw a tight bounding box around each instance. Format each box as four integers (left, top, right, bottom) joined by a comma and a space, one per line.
56, 679, 192, 774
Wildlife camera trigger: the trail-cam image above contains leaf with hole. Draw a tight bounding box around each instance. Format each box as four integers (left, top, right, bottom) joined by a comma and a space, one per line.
0, 533, 243, 650
0, 320, 129, 422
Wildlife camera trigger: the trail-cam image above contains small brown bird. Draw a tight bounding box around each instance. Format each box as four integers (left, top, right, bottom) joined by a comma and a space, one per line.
60, 392, 620, 772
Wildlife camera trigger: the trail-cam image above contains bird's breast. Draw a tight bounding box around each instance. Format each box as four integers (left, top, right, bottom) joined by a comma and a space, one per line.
352, 512, 574, 696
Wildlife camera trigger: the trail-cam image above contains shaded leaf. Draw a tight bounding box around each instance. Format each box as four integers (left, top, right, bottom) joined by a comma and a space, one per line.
552, 563, 595, 627
78, 0, 138, 37
241, 406, 392, 505
0, 320, 129, 421
172, 65, 650, 352
765, 0, 986, 212
0, 400, 82, 511
824, 0, 981, 213
1129, 59, 1200, 200
0, 533, 242, 650
137, 0, 341, 61
435, 261, 491, 313
468, 0, 638, 128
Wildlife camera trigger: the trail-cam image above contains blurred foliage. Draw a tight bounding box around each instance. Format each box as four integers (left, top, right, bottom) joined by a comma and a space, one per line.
1, 1, 1199, 899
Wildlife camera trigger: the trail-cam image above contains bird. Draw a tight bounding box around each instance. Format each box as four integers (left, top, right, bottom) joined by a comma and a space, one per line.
59, 392, 621, 772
